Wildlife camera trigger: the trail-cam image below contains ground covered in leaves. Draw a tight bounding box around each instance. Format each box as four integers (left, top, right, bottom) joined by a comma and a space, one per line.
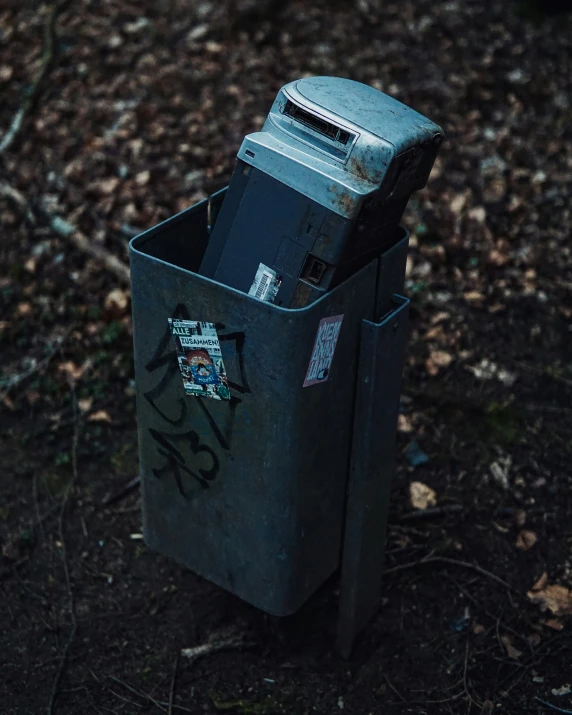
1, 1, 572, 713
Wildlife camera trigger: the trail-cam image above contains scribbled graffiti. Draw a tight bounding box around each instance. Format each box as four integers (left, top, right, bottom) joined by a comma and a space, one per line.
144, 303, 250, 500
149, 428, 219, 496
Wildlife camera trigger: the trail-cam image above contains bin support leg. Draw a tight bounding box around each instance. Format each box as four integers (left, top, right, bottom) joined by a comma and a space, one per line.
336, 295, 410, 658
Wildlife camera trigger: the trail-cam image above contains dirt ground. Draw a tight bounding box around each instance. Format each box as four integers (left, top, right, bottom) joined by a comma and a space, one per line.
1, 1, 572, 713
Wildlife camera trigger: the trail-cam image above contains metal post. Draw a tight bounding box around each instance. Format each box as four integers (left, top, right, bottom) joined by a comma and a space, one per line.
336, 294, 409, 657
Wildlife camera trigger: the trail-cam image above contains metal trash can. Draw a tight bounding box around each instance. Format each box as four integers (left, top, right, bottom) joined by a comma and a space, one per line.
130, 190, 410, 654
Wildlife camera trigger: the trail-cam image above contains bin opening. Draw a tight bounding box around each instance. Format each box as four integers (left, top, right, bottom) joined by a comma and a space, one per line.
130, 188, 227, 275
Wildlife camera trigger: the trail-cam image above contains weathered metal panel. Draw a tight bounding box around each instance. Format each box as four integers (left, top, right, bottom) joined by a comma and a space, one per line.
336, 296, 410, 656
130, 195, 379, 616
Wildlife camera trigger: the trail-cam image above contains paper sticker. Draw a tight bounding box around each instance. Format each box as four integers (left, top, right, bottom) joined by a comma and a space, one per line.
303, 314, 344, 387
168, 319, 230, 400
248, 263, 281, 303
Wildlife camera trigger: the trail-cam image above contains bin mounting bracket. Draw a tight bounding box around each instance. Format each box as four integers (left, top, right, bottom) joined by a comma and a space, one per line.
336, 294, 410, 658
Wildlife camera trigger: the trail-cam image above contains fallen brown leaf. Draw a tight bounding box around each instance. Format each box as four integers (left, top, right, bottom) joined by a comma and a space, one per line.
77, 397, 93, 413
0, 65, 13, 82
87, 410, 112, 423
424, 325, 446, 341
463, 291, 485, 303
397, 414, 414, 433
487, 249, 511, 267
501, 635, 522, 660
104, 288, 130, 316
16, 302, 32, 317
544, 618, 564, 631
409, 481, 437, 510
468, 206, 487, 223
58, 360, 91, 381
516, 530, 537, 551
135, 170, 150, 186
425, 350, 453, 376
527, 575, 572, 616
2, 395, 15, 411
430, 311, 450, 325
450, 191, 470, 216
89, 177, 120, 195
532, 572, 548, 591
405, 255, 414, 277
513, 509, 527, 527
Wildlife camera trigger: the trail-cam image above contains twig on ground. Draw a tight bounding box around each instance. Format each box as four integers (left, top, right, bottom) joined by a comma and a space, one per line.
444, 574, 530, 651
33, 472, 48, 545
383, 673, 408, 703
107, 688, 146, 710
0, 181, 35, 222
0, 328, 70, 399
384, 555, 522, 596
0, 180, 131, 284
101, 477, 140, 507
514, 360, 572, 390
46, 380, 80, 715
108, 676, 168, 713
44, 214, 131, 285
399, 504, 462, 521
0, 0, 71, 156
180, 629, 250, 662
462, 632, 476, 708
535, 698, 572, 714
156, 703, 194, 714
168, 654, 179, 715
0, 584, 15, 622
46, 627, 76, 714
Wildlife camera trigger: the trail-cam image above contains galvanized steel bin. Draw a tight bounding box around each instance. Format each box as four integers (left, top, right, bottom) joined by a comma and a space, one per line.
130, 191, 409, 650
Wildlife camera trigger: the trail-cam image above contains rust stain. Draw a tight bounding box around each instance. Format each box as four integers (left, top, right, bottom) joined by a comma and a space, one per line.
347, 155, 385, 186
329, 184, 354, 216
348, 155, 370, 183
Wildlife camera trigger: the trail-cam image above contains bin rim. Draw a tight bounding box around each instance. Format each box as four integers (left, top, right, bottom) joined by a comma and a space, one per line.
128, 203, 384, 317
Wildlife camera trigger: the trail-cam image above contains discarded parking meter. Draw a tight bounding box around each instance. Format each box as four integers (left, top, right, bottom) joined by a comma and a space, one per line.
200, 76, 443, 308
130, 78, 443, 656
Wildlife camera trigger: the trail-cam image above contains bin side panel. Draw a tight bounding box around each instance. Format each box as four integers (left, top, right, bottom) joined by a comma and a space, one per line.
336, 297, 410, 655
130, 244, 377, 616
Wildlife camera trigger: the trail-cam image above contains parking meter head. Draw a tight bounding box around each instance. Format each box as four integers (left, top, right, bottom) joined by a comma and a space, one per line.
200, 77, 443, 307
249, 76, 444, 215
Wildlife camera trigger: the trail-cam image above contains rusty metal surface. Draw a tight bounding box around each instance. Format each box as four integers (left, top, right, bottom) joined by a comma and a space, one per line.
238, 76, 443, 219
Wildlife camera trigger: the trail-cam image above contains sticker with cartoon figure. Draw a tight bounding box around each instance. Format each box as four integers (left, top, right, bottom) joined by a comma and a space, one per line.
168, 319, 230, 401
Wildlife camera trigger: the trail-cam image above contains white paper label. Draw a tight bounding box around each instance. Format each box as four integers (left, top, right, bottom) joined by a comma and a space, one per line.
248, 263, 281, 303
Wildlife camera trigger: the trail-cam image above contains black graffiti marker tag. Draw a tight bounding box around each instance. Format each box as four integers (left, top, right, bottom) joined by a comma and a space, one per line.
144, 309, 251, 499
149, 428, 220, 500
